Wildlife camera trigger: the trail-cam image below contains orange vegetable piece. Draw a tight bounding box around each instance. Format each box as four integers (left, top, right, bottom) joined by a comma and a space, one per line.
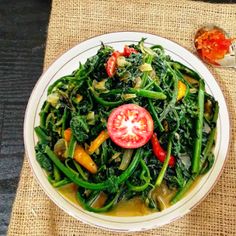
64, 128, 72, 142
88, 130, 110, 155
73, 145, 97, 174
177, 81, 187, 101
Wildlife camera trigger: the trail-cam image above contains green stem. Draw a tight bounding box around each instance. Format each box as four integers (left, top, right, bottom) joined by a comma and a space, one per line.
117, 149, 143, 183
148, 99, 164, 132
61, 107, 69, 138
155, 137, 172, 186
53, 164, 61, 181
192, 79, 205, 174
39, 102, 50, 128
159, 71, 178, 121
73, 160, 88, 181
46, 146, 108, 190
212, 101, 219, 124
52, 178, 72, 188
102, 89, 123, 96
89, 87, 123, 107
103, 88, 166, 100
170, 177, 195, 204
200, 101, 219, 168
143, 80, 155, 90
171, 61, 201, 81
76, 190, 120, 213
45, 146, 142, 190
126, 159, 151, 192
149, 79, 163, 92
101, 141, 108, 165
34, 126, 51, 143
67, 134, 76, 158
171, 101, 219, 204
47, 75, 75, 94
141, 55, 153, 88
128, 88, 166, 100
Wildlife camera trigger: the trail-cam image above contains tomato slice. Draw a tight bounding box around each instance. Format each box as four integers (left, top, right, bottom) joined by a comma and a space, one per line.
107, 104, 154, 148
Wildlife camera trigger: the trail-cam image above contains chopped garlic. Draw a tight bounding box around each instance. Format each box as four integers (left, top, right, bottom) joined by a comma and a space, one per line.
139, 63, 153, 72
47, 93, 59, 107
93, 79, 107, 91
121, 93, 137, 100
116, 56, 130, 67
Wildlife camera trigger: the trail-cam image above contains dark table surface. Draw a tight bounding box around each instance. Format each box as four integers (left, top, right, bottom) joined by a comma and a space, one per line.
0, 0, 51, 235
0, 0, 235, 235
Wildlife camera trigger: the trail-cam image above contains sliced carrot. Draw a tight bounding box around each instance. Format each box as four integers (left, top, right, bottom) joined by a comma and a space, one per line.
64, 128, 72, 142
74, 145, 97, 174
88, 130, 110, 155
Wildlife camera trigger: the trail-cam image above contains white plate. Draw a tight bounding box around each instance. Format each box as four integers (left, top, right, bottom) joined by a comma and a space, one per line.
24, 32, 230, 232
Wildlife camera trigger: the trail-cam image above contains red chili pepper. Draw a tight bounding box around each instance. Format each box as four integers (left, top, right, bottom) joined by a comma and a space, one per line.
151, 133, 175, 167
105, 51, 122, 77
123, 46, 138, 57
105, 46, 138, 77
106, 54, 116, 77
112, 50, 123, 58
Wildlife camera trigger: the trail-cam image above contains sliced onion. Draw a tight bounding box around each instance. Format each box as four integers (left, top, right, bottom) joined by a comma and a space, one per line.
190, 88, 197, 94
119, 149, 134, 170
204, 99, 212, 116
183, 75, 198, 85
156, 196, 168, 211
86, 111, 95, 125
109, 152, 122, 163
140, 41, 157, 56
179, 154, 191, 170
91, 192, 108, 208
54, 139, 67, 159
150, 182, 176, 210
133, 76, 142, 89
203, 122, 211, 133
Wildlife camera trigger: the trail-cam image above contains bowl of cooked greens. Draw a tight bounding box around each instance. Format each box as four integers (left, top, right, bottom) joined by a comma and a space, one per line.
24, 32, 230, 231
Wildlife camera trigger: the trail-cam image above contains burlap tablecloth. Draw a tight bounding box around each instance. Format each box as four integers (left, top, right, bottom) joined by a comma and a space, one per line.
8, 0, 236, 235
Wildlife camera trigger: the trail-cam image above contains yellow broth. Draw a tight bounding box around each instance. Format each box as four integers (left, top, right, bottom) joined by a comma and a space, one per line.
105, 197, 154, 216
57, 183, 168, 216
58, 183, 78, 205
57, 175, 202, 216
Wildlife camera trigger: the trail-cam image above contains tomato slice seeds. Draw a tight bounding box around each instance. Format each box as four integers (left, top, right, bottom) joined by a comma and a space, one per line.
107, 104, 154, 148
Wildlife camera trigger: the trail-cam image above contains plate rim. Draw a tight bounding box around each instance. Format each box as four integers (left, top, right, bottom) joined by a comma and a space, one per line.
24, 31, 231, 232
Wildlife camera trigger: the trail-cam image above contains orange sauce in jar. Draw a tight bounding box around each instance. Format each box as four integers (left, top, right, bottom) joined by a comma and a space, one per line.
195, 28, 233, 65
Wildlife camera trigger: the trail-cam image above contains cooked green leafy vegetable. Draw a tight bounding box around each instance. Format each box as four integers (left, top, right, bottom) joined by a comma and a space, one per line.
70, 115, 89, 143
34, 40, 218, 214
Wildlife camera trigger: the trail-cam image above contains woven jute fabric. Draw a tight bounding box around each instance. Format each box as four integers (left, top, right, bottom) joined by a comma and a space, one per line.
8, 0, 236, 235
